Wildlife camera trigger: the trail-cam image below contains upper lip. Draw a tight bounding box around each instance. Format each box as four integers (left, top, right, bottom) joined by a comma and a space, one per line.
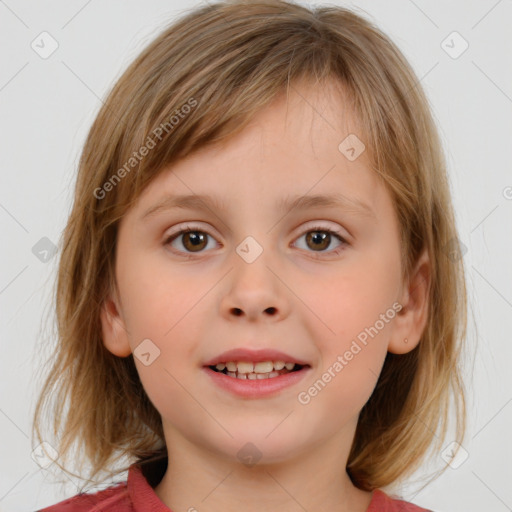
203, 348, 310, 367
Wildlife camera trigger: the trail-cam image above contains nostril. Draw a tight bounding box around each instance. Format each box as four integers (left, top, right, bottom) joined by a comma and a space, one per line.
265, 307, 277, 314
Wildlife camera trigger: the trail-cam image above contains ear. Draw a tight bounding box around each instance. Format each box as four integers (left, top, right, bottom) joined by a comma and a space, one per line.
99, 286, 132, 357
388, 248, 431, 354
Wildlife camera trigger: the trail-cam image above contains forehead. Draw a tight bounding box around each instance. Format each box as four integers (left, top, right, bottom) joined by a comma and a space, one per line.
126, 78, 385, 223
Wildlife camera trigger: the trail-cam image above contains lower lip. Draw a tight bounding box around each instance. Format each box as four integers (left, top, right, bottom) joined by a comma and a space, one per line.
203, 367, 311, 398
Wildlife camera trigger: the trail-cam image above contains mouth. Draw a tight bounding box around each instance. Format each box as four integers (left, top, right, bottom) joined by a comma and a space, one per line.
202, 348, 312, 398
204, 360, 311, 398
208, 360, 308, 380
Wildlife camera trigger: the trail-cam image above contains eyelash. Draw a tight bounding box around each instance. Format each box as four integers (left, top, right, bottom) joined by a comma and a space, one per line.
164, 224, 348, 260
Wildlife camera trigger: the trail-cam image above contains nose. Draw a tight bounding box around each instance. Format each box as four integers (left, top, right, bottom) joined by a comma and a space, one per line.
220, 252, 289, 322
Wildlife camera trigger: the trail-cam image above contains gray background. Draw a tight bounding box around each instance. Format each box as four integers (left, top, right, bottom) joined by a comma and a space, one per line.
1, 0, 511, 510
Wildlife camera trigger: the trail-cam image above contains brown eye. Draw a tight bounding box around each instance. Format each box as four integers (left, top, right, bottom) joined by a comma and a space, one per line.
181, 231, 208, 252
294, 225, 348, 257
165, 227, 218, 256
305, 231, 331, 251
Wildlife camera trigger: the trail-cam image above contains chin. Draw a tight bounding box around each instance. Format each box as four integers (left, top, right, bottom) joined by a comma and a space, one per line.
211, 430, 309, 467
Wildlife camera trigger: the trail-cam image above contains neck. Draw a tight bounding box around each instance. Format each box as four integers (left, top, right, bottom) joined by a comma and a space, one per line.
154, 426, 373, 512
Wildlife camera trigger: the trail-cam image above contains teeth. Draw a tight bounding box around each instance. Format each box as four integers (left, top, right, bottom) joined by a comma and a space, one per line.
228, 369, 290, 380
254, 361, 273, 373
211, 360, 304, 380
255, 371, 280, 379
236, 361, 254, 373
214, 360, 298, 373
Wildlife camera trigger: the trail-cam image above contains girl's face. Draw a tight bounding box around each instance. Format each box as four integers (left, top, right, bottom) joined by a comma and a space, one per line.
101, 80, 428, 467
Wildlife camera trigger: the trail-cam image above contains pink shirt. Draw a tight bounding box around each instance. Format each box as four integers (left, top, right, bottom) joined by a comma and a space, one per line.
38, 458, 432, 511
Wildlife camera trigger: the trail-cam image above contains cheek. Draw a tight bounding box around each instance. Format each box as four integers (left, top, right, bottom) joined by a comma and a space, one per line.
116, 265, 212, 415
118, 255, 208, 340
127, 290, 209, 424
300, 254, 400, 341
300, 314, 390, 423
308, 355, 382, 424
295, 251, 398, 410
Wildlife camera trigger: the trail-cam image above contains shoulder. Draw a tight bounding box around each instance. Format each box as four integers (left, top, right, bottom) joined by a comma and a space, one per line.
368, 489, 433, 512
37, 456, 169, 512
37, 480, 131, 511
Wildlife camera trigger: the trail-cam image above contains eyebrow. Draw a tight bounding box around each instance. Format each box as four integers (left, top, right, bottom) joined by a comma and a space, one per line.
140, 192, 376, 221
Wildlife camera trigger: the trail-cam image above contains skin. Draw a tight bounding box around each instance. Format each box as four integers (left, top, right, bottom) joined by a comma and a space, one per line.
100, 79, 430, 512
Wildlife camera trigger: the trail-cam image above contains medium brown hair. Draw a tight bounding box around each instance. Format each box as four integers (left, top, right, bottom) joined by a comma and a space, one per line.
32, 0, 468, 494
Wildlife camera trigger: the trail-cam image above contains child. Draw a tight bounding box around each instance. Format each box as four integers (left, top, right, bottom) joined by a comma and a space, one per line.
33, 1, 468, 510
